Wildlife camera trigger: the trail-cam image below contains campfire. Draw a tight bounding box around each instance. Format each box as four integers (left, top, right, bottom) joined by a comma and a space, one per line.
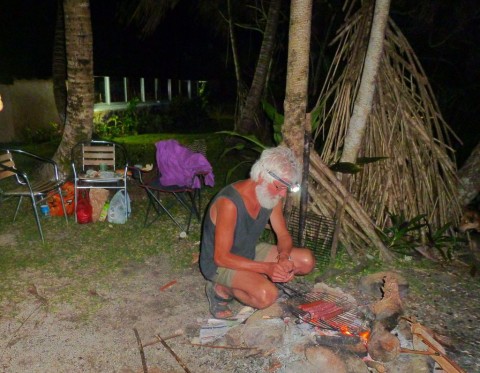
273, 274, 466, 372
217, 272, 466, 373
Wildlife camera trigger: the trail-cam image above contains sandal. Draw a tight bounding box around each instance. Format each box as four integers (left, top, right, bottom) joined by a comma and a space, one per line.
205, 282, 233, 319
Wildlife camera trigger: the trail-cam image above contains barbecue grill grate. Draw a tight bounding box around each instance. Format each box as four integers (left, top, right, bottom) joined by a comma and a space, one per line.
279, 283, 369, 336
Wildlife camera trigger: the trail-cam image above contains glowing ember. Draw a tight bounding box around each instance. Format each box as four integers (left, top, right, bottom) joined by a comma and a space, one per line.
339, 326, 353, 335
359, 330, 370, 344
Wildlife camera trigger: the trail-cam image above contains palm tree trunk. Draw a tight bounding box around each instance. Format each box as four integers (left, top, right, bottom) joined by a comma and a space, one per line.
52, 0, 67, 128
282, 0, 313, 159
237, 0, 282, 139
52, 0, 94, 176
340, 0, 391, 163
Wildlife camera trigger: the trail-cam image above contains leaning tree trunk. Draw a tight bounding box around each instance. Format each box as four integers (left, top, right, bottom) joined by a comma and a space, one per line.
339, 0, 391, 164
237, 0, 282, 140
52, 0, 94, 177
282, 0, 312, 159
227, 0, 248, 127
52, 0, 67, 128
282, 0, 313, 244
457, 140, 480, 206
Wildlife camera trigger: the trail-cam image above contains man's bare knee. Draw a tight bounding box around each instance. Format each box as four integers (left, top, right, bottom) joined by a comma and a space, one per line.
255, 284, 278, 309
294, 249, 316, 275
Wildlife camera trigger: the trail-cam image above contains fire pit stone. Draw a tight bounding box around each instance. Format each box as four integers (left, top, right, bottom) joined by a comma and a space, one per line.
358, 271, 409, 299
305, 345, 348, 372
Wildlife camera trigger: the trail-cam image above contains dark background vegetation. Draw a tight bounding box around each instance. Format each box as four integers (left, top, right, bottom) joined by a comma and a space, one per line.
0, 0, 478, 165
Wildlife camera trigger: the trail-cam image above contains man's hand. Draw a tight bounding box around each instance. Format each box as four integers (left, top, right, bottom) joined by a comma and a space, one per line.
266, 261, 295, 283
277, 255, 294, 272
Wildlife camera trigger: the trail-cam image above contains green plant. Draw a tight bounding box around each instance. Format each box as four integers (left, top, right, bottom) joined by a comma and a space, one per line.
94, 98, 143, 138
329, 157, 389, 174
93, 113, 122, 138
262, 100, 323, 145
215, 131, 268, 183
21, 122, 62, 144
423, 222, 462, 261
378, 212, 462, 261
120, 98, 140, 135
378, 212, 427, 255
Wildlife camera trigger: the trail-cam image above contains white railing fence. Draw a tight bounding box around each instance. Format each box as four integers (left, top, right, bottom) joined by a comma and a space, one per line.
94, 76, 205, 110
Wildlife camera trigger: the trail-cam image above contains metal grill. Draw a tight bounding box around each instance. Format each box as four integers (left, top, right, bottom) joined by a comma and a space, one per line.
279, 283, 369, 336
284, 208, 335, 269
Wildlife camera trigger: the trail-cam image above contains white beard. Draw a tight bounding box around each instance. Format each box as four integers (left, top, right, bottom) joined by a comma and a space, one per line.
255, 182, 281, 210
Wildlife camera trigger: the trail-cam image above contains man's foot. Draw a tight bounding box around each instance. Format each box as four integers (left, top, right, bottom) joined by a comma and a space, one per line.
205, 282, 233, 319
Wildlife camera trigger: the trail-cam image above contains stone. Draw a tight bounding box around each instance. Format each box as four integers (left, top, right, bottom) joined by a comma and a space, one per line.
304, 345, 347, 372
242, 318, 285, 349
339, 352, 370, 373
313, 282, 357, 304
384, 354, 432, 373
225, 324, 245, 347
358, 272, 409, 299
284, 359, 319, 373
245, 302, 284, 324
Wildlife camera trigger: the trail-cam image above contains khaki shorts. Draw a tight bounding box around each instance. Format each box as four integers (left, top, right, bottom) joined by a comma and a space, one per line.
212, 243, 275, 288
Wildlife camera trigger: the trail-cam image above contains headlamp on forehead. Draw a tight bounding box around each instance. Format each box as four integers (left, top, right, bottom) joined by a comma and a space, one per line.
267, 170, 301, 193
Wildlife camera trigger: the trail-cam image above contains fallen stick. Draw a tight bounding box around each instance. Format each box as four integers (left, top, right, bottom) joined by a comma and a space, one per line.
1, 303, 43, 362
142, 330, 183, 348
160, 280, 177, 291
400, 347, 439, 356
414, 334, 466, 373
156, 334, 191, 373
133, 328, 148, 373
188, 342, 259, 350
410, 322, 467, 373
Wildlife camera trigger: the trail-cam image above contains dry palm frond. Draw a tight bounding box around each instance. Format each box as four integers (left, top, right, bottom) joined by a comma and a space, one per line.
309, 1, 460, 254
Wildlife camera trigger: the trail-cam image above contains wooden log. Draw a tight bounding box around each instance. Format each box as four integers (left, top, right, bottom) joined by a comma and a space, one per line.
367, 321, 400, 362
315, 334, 361, 346
370, 275, 403, 330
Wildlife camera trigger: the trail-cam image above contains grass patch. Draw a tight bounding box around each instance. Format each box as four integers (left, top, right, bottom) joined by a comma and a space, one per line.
0, 191, 206, 316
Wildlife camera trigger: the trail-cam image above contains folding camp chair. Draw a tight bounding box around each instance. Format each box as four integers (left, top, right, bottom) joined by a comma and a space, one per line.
0, 148, 68, 243
71, 140, 128, 222
130, 140, 214, 236
129, 167, 199, 236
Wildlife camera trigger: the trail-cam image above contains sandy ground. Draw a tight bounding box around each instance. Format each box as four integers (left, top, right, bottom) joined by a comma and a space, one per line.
0, 256, 271, 373
1, 253, 479, 372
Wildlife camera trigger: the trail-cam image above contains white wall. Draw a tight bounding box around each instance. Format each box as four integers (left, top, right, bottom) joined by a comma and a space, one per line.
0, 79, 61, 143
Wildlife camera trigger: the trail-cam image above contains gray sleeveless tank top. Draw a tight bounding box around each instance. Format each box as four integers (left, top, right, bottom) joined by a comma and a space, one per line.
199, 184, 272, 280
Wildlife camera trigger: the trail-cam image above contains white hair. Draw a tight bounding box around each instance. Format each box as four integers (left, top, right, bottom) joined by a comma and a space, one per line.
250, 146, 300, 183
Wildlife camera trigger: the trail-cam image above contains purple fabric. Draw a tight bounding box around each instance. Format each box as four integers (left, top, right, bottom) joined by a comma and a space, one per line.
155, 140, 214, 188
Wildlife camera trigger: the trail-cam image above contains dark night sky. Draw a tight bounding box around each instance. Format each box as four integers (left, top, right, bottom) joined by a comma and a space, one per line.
0, 0, 228, 81
0, 0, 478, 164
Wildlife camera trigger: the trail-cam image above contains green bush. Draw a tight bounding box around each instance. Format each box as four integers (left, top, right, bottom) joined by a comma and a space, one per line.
93, 99, 144, 138
21, 122, 62, 144
94, 97, 220, 137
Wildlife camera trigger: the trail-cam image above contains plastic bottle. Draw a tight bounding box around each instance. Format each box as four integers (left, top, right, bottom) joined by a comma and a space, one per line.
40, 204, 50, 218
98, 201, 110, 222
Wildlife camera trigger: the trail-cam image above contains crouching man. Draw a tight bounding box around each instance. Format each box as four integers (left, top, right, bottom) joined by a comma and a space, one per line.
200, 146, 315, 319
